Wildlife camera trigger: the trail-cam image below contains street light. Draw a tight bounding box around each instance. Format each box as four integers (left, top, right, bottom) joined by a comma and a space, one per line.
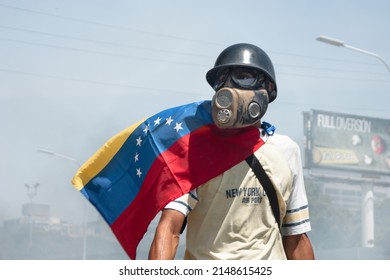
316, 35, 387, 250
37, 148, 80, 166
25, 183, 40, 202
316, 35, 390, 74
37, 148, 88, 259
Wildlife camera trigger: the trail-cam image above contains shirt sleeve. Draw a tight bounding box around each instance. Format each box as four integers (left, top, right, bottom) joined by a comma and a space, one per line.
164, 189, 198, 216
268, 134, 312, 236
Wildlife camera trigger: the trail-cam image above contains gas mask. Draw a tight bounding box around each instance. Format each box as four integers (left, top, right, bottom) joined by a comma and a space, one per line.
211, 87, 269, 129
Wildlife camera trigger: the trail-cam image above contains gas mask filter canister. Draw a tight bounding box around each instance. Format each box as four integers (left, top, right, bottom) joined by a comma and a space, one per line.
211, 87, 269, 129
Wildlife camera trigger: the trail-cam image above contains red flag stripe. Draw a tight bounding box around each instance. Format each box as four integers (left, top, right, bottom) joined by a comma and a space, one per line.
111, 124, 264, 259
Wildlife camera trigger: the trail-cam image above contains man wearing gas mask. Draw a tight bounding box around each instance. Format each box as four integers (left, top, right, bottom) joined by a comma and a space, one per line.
149, 43, 315, 260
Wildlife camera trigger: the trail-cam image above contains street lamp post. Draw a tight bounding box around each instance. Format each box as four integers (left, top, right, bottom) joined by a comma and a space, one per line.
37, 148, 88, 260
315, 35, 386, 249
25, 183, 40, 247
316, 35, 390, 74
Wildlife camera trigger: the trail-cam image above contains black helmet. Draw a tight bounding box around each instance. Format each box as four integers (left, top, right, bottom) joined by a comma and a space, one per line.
206, 43, 277, 102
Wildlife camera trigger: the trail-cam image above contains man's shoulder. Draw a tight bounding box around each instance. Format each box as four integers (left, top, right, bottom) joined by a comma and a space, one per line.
262, 133, 302, 165
266, 133, 299, 150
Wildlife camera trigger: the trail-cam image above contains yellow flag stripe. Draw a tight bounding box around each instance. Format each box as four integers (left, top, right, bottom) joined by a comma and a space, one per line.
71, 120, 144, 191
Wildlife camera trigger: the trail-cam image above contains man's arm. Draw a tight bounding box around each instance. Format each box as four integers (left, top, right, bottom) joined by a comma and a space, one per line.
282, 233, 315, 260
148, 209, 186, 260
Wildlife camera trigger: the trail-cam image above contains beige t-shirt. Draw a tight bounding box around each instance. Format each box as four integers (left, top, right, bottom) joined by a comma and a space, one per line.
166, 133, 310, 260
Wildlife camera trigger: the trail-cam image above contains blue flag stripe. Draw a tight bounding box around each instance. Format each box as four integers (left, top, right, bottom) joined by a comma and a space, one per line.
82, 101, 213, 224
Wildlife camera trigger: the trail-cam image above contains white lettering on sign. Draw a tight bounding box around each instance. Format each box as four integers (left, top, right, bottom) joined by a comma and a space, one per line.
316, 114, 371, 133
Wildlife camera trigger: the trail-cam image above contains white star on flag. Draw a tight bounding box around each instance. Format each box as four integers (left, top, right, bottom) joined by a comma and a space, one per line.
134, 152, 139, 162
143, 125, 149, 134
136, 168, 142, 178
154, 117, 162, 126
136, 137, 142, 146
174, 122, 183, 132
165, 116, 173, 126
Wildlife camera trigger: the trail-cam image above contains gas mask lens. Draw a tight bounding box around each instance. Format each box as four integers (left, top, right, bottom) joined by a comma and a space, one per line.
213, 67, 266, 92
215, 89, 233, 108
248, 102, 261, 118
231, 68, 264, 89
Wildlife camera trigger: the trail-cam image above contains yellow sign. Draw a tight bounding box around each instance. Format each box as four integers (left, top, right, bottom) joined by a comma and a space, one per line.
312, 147, 359, 165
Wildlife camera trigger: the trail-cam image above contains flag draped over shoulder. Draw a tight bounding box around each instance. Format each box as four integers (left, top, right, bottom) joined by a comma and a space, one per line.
71, 100, 265, 259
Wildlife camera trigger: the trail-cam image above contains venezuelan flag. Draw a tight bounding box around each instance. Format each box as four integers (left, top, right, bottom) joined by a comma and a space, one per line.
71, 100, 264, 259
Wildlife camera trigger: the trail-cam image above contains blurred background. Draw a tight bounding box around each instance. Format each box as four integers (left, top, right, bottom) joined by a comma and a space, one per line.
1, 0, 389, 260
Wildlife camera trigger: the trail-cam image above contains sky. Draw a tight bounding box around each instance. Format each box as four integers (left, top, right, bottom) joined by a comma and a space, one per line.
1, 0, 390, 258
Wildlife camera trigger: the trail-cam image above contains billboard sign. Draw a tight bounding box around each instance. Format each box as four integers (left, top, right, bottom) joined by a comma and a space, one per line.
22, 203, 50, 217
303, 110, 390, 175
